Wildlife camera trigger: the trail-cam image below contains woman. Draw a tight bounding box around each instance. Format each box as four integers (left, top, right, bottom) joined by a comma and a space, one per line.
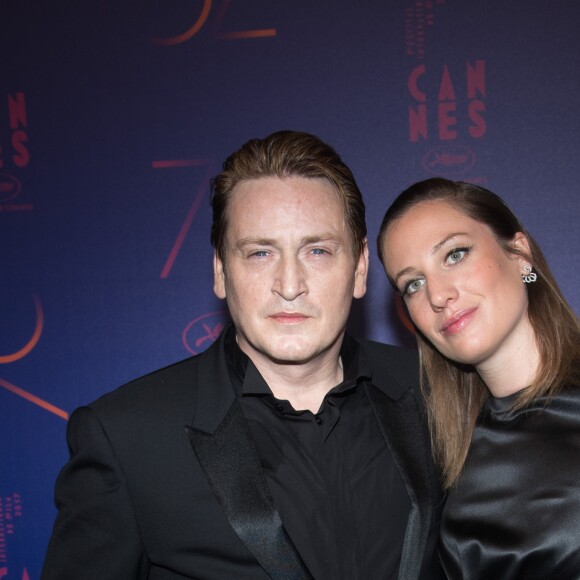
377, 177, 580, 579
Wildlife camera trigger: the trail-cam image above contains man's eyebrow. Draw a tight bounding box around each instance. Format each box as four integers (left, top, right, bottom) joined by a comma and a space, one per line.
236, 237, 276, 248
300, 234, 342, 245
236, 234, 343, 248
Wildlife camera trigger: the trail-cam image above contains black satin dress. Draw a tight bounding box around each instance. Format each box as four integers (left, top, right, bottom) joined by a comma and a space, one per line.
440, 386, 580, 579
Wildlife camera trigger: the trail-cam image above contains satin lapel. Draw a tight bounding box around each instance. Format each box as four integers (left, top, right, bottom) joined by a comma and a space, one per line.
187, 399, 312, 580
366, 385, 434, 580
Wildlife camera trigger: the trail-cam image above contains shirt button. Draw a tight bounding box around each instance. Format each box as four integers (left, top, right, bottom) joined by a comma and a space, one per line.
276, 403, 284, 412
314, 415, 322, 425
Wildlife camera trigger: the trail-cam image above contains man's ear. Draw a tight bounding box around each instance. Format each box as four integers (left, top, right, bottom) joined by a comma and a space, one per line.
213, 251, 226, 299
353, 239, 369, 299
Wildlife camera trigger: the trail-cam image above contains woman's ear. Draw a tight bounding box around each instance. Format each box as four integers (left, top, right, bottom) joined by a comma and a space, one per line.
512, 232, 531, 254
511, 232, 533, 267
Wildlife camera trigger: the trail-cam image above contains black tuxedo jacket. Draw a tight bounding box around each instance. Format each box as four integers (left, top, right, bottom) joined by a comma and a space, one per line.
42, 330, 443, 579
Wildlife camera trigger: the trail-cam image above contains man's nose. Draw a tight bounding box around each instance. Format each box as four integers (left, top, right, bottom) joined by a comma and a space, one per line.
272, 255, 307, 301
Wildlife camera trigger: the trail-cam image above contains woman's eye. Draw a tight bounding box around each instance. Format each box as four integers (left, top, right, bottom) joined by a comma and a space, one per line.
446, 247, 469, 265
404, 278, 425, 296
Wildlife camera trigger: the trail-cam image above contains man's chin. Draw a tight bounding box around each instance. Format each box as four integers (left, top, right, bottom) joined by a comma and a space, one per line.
251, 339, 323, 366
266, 344, 317, 365
238, 331, 343, 367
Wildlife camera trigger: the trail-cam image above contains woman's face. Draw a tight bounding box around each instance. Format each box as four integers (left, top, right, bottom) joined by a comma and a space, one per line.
381, 200, 532, 370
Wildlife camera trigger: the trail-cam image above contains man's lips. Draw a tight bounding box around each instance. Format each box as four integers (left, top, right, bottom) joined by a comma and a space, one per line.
441, 307, 477, 334
269, 312, 310, 323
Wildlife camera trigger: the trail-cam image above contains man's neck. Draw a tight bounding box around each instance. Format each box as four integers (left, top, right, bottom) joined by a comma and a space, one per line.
249, 351, 344, 413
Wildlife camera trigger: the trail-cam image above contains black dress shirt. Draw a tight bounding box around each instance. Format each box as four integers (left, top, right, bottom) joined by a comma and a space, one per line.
225, 329, 411, 580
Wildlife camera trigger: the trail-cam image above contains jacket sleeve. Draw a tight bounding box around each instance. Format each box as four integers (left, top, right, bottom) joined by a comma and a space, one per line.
41, 406, 150, 579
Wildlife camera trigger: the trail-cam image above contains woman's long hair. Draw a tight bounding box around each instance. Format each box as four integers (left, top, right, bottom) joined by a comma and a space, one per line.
378, 178, 580, 489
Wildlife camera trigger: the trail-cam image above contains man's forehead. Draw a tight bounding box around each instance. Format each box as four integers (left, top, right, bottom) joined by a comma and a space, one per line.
228, 176, 340, 210
230, 174, 336, 194
222, 175, 361, 256
225, 177, 344, 230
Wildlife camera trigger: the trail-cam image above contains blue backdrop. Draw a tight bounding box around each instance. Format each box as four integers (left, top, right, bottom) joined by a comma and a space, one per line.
1, 1, 579, 577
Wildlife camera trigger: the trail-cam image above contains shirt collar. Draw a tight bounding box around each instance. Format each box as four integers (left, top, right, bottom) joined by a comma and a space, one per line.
224, 324, 372, 398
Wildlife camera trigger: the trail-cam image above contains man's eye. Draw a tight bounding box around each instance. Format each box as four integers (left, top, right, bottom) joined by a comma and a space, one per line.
250, 250, 269, 257
311, 248, 328, 255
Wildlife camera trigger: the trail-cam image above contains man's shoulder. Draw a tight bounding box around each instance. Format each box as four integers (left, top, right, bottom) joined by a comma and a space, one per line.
356, 337, 418, 372
356, 337, 418, 361
354, 336, 420, 397
88, 335, 226, 419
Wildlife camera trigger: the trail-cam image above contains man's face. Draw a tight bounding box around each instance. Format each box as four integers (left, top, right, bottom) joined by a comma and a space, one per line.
214, 175, 368, 370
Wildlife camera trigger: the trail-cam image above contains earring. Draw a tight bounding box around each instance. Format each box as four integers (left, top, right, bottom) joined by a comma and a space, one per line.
522, 264, 537, 284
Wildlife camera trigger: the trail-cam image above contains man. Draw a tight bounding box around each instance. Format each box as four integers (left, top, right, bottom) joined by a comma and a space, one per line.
42, 131, 443, 579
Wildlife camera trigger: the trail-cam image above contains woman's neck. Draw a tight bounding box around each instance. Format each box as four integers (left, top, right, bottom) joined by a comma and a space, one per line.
476, 318, 541, 398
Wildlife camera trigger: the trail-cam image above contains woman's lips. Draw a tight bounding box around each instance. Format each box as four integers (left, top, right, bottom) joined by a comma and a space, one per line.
441, 307, 477, 334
